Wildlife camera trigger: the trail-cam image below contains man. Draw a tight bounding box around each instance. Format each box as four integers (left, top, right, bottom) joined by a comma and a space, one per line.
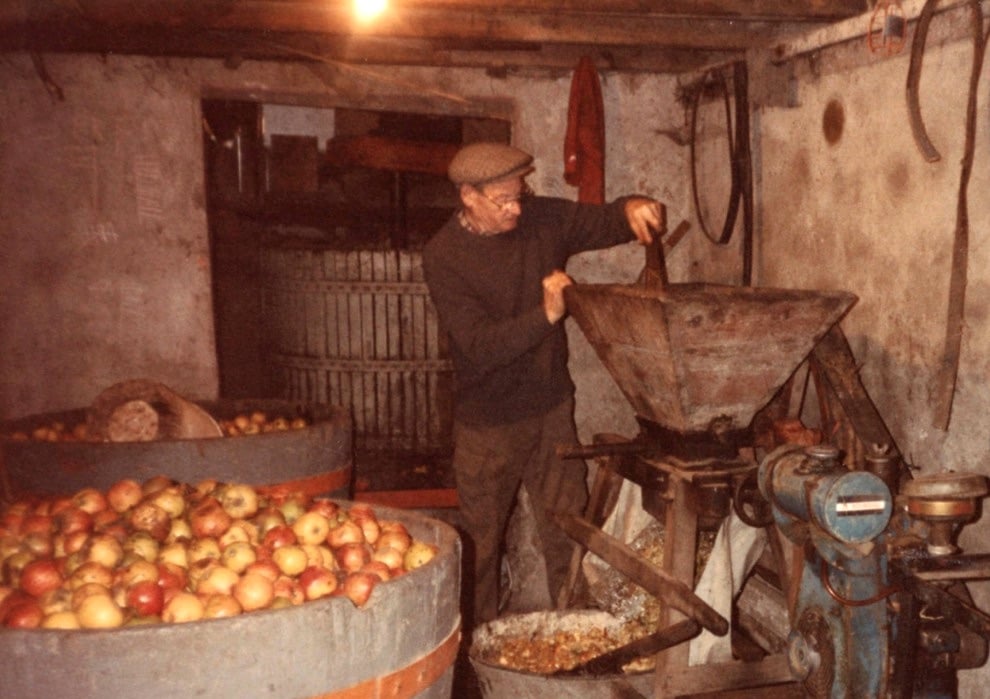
423, 142, 660, 628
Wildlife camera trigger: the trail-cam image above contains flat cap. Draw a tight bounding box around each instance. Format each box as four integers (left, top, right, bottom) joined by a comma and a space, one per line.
448, 142, 534, 186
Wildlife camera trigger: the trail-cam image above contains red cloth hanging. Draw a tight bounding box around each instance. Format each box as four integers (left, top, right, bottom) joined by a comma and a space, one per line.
564, 55, 605, 204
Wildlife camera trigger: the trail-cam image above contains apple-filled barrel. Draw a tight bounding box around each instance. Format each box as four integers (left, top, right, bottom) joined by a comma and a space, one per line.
0, 498, 461, 699
0, 399, 353, 501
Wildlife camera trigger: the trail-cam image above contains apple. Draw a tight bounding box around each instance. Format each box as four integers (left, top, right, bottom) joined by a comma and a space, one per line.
2, 550, 35, 587
158, 541, 189, 569
150, 486, 187, 519
262, 524, 297, 551
37, 587, 73, 616
3, 598, 44, 628
69, 561, 114, 590
76, 591, 124, 629
372, 546, 405, 572
107, 478, 143, 513
157, 562, 188, 593
403, 541, 437, 571
308, 499, 339, 520
41, 610, 81, 629
189, 498, 232, 539
162, 591, 205, 623
125, 580, 165, 616
298, 565, 338, 600
202, 593, 242, 619
219, 519, 256, 549
129, 501, 171, 542
116, 558, 160, 588
72, 487, 108, 515
192, 478, 220, 500
141, 475, 175, 497
335, 542, 371, 573
124, 531, 160, 562
272, 575, 304, 606
278, 497, 307, 525
166, 518, 193, 543
221, 541, 257, 574
218, 483, 259, 519
85, 533, 124, 569
48, 497, 76, 517
21, 513, 55, 537
327, 520, 364, 548
233, 572, 275, 612
187, 537, 221, 565
20, 558, 64, 597
376, 528, 412, 555
194, 563, 239, 596
272, 545, 308, 577
341, 571, 379, 608
21, 531, 54, 558
253, 508, 287, 538
244, 560, 280, 583
292, 511, 330, 546
361, 560, 392, 582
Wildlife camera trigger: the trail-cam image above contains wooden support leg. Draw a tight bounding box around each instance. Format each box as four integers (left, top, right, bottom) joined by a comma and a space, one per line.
654, 475, 698, 698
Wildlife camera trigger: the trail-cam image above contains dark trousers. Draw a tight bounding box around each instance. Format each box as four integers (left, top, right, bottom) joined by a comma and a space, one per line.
452, 396, 588, 628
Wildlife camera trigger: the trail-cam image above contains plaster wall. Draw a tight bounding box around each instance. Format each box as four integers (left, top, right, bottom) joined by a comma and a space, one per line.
756, 13, 990, 693
0, 54, 699, 442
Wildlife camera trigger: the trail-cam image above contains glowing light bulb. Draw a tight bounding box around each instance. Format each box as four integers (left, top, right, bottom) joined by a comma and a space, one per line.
354, 0, 388, 22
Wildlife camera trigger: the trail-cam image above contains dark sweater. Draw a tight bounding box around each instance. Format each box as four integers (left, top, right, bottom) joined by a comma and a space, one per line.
423, 195, 636, 426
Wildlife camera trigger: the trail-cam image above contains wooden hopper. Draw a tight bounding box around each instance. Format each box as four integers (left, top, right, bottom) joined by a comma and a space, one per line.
564, 283, 857, 433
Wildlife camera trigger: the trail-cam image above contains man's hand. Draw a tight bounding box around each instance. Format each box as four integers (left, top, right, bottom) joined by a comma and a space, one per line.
542, 270, 573, 324
623, 197, 663, 245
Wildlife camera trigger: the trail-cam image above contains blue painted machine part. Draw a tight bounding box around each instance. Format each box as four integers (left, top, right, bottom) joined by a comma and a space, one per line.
759, 444, 893, 544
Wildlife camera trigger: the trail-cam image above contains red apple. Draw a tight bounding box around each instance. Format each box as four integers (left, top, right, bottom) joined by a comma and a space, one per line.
125, 579, 165, 616
3, 598, 44, 628
341, 571, 379, 607
327, 520, 364, 548
361, 560, 392, 582
157, 562, 187, 597
189, 498, 232, 539
262, 524, 297, 551
107, 478, 143, 513
335, 542, 371, 573
19, 558, 64, 597
298, 565, 338, 600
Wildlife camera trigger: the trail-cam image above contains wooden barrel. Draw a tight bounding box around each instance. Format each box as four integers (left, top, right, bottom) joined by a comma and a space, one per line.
261, 243, 453, 455
469, 610, 652, 699
0, 399, 351, 501
0, 502, 461, 699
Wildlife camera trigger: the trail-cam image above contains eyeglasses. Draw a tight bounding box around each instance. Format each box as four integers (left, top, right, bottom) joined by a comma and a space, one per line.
477, 183, 533, 211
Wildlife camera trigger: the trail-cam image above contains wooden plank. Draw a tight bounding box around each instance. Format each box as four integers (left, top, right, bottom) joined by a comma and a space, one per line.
551, 512, 728, 637
354, 488, 459, 509
661, 653, 795, 695
325, 135, 459, 176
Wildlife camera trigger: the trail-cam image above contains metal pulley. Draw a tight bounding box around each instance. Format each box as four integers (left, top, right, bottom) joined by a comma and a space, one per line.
902, 471, 989, 555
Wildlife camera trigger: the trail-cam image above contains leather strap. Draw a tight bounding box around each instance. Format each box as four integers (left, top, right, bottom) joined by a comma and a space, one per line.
907, 0, 986, 429
310, 622, 461, 699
